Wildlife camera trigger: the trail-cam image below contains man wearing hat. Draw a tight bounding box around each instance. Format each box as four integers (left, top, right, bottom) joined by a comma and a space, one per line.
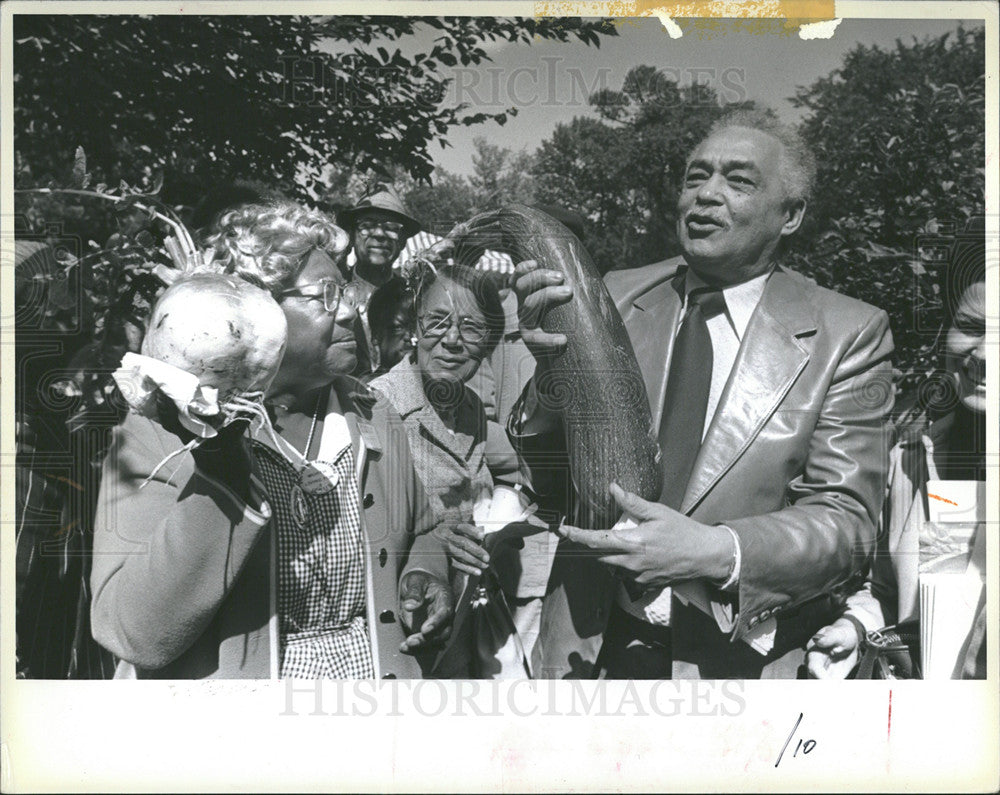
339, 184, 422, 376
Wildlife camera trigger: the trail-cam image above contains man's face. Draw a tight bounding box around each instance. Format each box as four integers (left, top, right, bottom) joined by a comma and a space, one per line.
677, 126, 804, 285
353, 210, 405, 272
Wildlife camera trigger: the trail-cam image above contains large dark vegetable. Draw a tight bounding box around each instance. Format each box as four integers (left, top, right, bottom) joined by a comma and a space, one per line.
445, 203, 661, 528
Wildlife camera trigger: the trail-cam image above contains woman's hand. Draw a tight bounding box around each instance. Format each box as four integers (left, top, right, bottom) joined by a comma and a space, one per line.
153, 390, 250, 449
398, 570, 454, 653
151, 390, 253, 485
433, 523, 490, 576
805, 617, 864, 679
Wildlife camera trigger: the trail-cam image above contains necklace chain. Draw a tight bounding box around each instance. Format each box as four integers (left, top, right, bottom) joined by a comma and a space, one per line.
270, 390, 324, 464
300, 389, 323, 463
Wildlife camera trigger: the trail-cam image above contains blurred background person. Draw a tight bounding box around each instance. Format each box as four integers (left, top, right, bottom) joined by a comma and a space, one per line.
807, 223, 987, 679
338, 185, 422, 376
14, 239, 118, 679
366, 275, 415, 380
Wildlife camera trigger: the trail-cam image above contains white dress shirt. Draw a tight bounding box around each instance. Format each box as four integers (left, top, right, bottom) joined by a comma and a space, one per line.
685, 268, 772, 440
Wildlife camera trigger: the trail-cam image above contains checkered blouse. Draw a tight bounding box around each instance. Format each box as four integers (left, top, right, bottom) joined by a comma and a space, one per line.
252, 441, 374, 679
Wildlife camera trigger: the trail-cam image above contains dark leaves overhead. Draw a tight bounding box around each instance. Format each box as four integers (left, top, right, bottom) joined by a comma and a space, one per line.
788, 26, 985, 398
14, 15, 616, 203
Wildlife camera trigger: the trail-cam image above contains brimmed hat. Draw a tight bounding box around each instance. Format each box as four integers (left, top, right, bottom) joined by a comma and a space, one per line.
339, 185, 421, 239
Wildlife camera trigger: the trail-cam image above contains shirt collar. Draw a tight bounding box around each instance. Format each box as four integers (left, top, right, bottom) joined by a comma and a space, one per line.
683, 267, 771, 341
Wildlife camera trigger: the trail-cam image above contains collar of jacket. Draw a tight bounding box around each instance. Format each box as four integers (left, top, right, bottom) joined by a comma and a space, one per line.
613, 257, 821, 515
380, 358, 479, 416
377, 358, 482, 461
632, 259, 818, 339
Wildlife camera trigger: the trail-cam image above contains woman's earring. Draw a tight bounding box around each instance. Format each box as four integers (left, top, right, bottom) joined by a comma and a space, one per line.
409, 335, 419, 348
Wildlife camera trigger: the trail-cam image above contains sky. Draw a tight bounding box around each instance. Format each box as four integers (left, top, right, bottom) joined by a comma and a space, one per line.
413, 16, 977, 177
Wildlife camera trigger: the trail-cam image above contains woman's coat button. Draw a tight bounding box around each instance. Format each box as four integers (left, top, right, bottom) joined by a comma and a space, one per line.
363, 492, 375, 508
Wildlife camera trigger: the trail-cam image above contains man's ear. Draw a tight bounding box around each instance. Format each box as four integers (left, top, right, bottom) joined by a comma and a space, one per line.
781, 199, 806, 238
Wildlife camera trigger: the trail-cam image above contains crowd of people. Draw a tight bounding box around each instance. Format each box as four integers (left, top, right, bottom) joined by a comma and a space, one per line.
15, 108, 987, 681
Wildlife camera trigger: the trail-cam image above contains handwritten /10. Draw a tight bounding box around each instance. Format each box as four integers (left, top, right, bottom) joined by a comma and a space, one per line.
775, 712, 817, 767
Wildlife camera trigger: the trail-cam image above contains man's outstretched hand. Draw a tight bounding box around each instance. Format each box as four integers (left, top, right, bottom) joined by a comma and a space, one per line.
512, 258, 574, 363
805, 617, 863, 679
559, 483, 734, 588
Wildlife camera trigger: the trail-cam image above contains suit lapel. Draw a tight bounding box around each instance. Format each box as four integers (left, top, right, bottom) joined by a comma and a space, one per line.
626, 278, 684, 428
681, 270, 816, 514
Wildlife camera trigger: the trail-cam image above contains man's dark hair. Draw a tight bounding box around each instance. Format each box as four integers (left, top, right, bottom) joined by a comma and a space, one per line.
705, 108, 816, 207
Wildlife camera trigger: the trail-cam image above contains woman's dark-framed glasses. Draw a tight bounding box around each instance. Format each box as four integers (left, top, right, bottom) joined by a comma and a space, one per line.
280, 280, 361, 313
417, 313, 489, 345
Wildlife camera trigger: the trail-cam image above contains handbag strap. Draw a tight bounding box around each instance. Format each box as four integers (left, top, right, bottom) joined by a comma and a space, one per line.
855, 622, 920, 679
855, 633, 879, 679
475, 569, 532, 678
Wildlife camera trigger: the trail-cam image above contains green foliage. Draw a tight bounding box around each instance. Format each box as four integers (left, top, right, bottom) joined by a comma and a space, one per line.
13, 15, 614, 423
14, 15, 616, 204
14, 155, 196, 427
788, 26, 986, 393
527, 28, 984, 394
401, 167, 481, 234
469, 139, 537, 210
331, 138, 537, 236
14, 20, 985, 415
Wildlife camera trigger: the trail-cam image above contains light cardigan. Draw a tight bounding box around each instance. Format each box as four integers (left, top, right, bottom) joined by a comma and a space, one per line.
371, 359, 493, 527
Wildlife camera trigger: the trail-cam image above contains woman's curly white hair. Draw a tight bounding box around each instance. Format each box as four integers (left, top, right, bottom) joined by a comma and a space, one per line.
199, 202, 349, 298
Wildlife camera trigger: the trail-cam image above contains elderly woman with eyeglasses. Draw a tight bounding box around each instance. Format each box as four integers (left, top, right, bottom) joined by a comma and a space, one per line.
90, 202, 454, 679
370, 265, 547, 678
370, 265, 505, 567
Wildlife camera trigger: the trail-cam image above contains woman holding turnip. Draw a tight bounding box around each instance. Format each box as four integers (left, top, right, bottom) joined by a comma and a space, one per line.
91, 202, 454, 679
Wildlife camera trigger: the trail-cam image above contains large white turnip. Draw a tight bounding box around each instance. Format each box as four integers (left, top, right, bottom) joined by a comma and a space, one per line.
115, 273, 294, 479
141, 272, 288, 404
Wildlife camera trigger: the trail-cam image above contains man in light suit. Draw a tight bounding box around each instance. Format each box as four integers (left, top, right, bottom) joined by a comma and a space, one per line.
514, 109, 895, 679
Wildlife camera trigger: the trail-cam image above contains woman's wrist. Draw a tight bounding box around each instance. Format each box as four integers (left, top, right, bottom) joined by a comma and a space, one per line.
839, 614, 868, 649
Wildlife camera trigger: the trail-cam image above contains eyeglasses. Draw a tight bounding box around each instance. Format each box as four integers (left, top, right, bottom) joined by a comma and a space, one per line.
280, 280, 362, 313
357, 219, 405, 239
417, 313, 490, 345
